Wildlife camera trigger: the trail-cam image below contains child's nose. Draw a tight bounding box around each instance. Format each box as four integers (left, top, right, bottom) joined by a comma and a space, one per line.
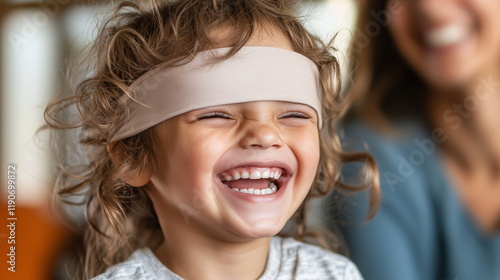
239, 122, 284, 150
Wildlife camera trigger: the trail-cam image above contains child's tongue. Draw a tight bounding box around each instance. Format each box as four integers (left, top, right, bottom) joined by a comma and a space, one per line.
225, 179, 269, 190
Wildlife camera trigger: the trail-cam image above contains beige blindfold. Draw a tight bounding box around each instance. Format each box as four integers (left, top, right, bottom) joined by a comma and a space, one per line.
110, 46, 323, 143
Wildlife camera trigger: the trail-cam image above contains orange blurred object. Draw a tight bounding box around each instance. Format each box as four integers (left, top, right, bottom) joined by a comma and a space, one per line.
0, 201, 72, 280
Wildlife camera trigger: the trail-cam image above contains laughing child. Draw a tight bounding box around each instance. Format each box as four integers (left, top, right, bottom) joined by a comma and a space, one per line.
45, 0, 378, 279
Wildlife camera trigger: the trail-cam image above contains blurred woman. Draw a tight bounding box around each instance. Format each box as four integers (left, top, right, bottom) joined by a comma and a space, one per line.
332, 0, 500, 279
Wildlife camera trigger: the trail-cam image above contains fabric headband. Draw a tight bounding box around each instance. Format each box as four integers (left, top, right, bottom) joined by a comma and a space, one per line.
110, 46, 323, 142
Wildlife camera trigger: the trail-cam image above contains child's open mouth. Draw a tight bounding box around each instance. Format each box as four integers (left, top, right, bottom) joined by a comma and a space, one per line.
218, 167, 285, 195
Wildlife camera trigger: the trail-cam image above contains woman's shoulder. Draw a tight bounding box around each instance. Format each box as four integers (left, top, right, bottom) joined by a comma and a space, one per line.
341, 119, 429, 152
341, 119, 443, 191
338, 118, 449, 224
267, 236, 363, 280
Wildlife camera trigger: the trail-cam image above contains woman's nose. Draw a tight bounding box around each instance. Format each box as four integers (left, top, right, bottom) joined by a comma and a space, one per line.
416, 0, 455, 23
239, 122, 284, 150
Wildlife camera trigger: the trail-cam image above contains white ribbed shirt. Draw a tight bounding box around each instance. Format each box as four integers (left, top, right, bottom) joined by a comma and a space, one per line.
92, 236, 363, 280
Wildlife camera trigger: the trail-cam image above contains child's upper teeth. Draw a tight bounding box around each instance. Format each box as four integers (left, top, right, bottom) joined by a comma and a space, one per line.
219, 167, 283, 182
250, 171, 261, 179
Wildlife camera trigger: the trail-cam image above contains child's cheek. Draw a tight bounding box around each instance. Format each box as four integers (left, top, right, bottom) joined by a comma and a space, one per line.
173, 129, 228, 186
290, 127, 320, 164
286, 127, 320, 188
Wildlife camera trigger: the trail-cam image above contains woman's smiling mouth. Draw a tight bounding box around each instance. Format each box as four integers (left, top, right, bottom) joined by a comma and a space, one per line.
425, 24, 473, 49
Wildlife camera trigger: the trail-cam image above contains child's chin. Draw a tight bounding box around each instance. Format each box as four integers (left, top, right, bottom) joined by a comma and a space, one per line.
233, 222, 284, 239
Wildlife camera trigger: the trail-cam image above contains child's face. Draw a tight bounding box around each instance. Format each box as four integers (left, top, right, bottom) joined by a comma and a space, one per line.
147, 101, 320, 239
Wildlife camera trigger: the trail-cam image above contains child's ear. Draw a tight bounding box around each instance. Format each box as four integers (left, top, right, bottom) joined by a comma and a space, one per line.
107, 142, 153, 187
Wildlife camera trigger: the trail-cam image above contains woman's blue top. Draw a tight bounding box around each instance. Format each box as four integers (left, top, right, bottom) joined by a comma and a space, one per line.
334, 120, 500, 280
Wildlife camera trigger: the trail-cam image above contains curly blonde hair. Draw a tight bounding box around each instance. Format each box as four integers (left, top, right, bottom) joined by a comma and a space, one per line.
45, 0, 379, 278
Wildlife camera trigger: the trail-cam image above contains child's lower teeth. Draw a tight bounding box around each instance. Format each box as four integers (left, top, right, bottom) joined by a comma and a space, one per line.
231, 184, 278, 195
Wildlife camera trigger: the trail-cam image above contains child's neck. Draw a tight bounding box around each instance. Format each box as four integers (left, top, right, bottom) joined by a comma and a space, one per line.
154, 224, 271, 280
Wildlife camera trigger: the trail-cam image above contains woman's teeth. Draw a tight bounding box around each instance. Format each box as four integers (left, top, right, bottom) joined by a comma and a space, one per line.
426, 24, 471, 48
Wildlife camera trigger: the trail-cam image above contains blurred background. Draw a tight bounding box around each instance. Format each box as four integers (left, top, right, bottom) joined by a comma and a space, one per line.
0, 0, 357, 279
